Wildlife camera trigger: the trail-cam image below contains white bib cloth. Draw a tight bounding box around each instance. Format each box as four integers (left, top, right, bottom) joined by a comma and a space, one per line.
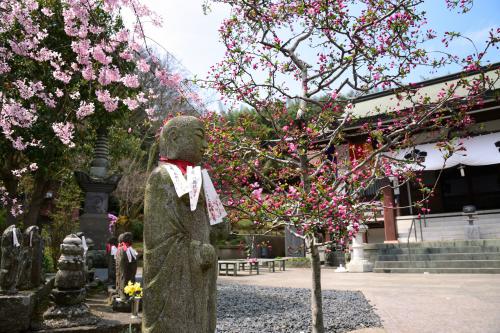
110, 245, 118, 258
126, 246, 137, 263
81, 236, 88, 256
162, 163, 227, 225
12, 227, 20, 247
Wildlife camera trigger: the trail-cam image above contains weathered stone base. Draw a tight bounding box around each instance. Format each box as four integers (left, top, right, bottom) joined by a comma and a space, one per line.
0, 278, 54, 333
43, 303, 99, 329
35, 317, 140, 333
111, 296, 132, 313
347, 259, 374, 272
51, 288, 86, 305
465, 225, 480, 240
0, 292, 34, 332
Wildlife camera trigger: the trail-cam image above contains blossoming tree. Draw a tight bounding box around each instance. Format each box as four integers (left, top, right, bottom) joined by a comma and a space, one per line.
203, 0, 499, 331
0, 0, 190, 226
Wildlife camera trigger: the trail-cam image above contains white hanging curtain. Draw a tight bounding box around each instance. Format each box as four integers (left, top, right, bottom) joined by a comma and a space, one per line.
390, 132, 500, 171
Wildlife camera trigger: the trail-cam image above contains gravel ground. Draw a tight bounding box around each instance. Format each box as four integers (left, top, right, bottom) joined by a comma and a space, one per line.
217, 283, 382, 333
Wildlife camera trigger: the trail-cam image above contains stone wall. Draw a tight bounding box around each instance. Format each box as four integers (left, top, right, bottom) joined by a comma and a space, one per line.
244, 235, 285, 258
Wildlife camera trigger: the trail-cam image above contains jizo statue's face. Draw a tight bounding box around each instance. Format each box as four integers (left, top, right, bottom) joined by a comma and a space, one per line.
174, 120, 208, 164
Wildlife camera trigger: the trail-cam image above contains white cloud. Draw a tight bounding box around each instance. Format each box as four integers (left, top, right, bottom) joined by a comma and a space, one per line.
138, 0, 230, 79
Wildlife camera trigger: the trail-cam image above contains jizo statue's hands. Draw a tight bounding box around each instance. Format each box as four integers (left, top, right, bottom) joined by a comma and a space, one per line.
191, 240, 215, 271
199, 244, 216, 270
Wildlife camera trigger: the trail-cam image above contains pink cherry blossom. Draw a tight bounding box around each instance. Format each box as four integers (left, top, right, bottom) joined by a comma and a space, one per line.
52, 122, 75, 147
121, 74, 140, 88
76, 101, 95, 119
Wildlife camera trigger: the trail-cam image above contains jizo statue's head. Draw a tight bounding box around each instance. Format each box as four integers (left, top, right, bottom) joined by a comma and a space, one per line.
159, 116, 208, 165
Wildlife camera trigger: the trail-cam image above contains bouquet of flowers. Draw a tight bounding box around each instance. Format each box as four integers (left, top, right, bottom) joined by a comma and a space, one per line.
124, 281, 143, 299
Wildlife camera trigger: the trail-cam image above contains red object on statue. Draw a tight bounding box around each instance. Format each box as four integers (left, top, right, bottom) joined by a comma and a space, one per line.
159, 157, 194, 175
118, 242, 131, 252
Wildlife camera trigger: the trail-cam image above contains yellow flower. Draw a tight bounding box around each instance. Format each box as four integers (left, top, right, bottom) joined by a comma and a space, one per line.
124, 281, 142, 297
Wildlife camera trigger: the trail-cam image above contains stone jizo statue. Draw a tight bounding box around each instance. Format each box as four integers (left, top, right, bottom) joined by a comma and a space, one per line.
115, 232, 137, 301
143, 116, 221, 333
0, 225, 23, 294
18, 226, 43, 290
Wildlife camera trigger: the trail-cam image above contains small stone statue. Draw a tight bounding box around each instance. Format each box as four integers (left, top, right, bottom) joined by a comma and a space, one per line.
29, 226, 44, 288
0, 225, 23, 294
115, 232, 137, 301
143, 116, 217, 333
43, 234, 97, 328
18, 226, 43, 290
106, 236, 118, 286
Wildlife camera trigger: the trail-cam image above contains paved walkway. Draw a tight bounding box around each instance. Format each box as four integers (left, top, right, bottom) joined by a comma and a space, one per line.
218, 268, 500, 333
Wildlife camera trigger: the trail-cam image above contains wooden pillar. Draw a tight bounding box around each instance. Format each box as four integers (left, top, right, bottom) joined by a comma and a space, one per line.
382, 185, 398, 242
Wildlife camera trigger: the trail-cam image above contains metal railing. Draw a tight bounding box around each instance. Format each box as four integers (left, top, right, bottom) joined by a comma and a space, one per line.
406, 216, 425, 262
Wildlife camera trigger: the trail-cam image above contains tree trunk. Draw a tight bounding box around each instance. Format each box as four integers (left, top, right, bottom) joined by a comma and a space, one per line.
2, 175, 19, 226
23, 175, 49, 227
309, 235, 324, 333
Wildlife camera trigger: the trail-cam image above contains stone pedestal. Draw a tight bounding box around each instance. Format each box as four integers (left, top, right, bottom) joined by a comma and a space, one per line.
347, 225, 373, 273
0, 278, 54, 333
465, 225, 480, 240
0, 292, 34, 332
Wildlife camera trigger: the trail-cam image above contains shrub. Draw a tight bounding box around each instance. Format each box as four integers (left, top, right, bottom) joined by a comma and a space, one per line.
287, 257, 311, 268
42, 246, 56, 273
130, 219, 144, 241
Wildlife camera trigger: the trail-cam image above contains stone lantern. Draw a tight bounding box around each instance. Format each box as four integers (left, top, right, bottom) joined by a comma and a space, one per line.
347, 224, 373, 273
463, 205, 480, 240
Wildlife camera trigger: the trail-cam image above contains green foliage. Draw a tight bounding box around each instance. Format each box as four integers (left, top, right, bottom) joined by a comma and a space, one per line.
286, 257, 311, 268
215, 234, 246, 247
46, 173, 82, 270
42, 246, 56, 274
0, 208, 6, 234
129, 219, 144, 242
234, 219, 253, 231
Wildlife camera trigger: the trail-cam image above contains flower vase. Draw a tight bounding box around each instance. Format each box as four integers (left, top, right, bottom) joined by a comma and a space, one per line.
131, 297, 141, 318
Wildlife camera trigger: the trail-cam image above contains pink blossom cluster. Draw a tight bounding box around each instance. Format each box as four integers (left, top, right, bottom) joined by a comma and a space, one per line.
52, 122, 75, 147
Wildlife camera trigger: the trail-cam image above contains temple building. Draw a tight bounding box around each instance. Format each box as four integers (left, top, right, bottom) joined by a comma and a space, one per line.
345, 63, 500, 244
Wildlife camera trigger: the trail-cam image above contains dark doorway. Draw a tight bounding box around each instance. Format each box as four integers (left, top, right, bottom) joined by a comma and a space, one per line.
440, 164, 500, 212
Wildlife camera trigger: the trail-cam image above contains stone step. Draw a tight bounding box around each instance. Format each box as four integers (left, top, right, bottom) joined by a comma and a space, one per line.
410, 214, 500, 224
374, 260, 500, 269
421, 220, 500, 228
378, 246, 500, 255
377, 252, 500, 261
373, 267, 500, 274
400, 223, 500, 234
398, 227, 500, 242
397, 232, 500, 242
408, 239, 500, 247
418, 223, 500, 232
421, 216, 500, 223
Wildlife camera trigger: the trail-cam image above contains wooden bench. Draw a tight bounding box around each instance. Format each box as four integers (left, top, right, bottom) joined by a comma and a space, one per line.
258, 259, 276, 272
274, 258, 287, 271
258, 258, 288, 272
236, 259, 259, 275
218, 260, 238, 276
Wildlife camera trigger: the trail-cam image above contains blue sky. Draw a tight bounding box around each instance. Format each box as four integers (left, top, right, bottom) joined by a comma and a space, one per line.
135, 0, 500, 108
